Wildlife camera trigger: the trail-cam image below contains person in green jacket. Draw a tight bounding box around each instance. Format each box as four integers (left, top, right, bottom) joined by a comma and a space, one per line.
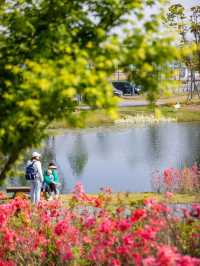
44, 162, 60, 200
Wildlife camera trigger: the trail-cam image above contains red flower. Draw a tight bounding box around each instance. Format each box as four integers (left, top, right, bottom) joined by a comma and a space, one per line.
111, 258, 121, 266
3, 228, 16, 244
63, 249, 73, 261
0, 192, 6, 200
54, 221, 68, 236
117, 246, 129, 255
0, 258, 15, 266
94, 198, 102, 207
83, 236, 92, 244
178, 256, 200, 266
190, 204, 200, 218
123, 234, 133, 245
132, 253, 142, 266
84, 216, 96, 228
131, 209, 146, 223
117, 220, 131, 231
99, 219, 114, 233
165, 192, 173, 199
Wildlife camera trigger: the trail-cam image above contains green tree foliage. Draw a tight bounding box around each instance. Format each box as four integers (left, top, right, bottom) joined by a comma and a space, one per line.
123, 29, 178, 102
0, 0, 178, 181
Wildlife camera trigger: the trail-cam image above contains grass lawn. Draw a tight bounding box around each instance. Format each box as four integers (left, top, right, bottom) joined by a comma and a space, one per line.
60, 192, 200, 206
49, 103, 200, 129
1, 192, 198, 205
49, 109, 113, 129
120, 105, 200, 122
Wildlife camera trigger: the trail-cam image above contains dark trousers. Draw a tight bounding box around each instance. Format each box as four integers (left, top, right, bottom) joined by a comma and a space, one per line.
46, 183, 57, 195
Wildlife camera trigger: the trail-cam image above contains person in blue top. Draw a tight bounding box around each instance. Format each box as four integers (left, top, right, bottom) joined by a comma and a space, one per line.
43, 162, 60, 200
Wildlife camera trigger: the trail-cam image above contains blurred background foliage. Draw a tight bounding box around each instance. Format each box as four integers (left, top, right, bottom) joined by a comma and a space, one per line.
0, 0, 180, 181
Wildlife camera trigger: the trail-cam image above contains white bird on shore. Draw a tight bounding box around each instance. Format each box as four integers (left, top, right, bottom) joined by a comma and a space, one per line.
174, 102, 181, 110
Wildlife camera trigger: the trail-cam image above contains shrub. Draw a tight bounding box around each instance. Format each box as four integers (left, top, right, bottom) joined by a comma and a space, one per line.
151, 165, 200, 193
0, 184, 199, 265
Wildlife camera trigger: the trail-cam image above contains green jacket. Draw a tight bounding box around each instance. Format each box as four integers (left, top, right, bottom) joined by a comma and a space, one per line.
44, 170, 59, 185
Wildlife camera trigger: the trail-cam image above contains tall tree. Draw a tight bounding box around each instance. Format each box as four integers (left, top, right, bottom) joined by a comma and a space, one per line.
167, 4, 200, 100
0, 0, 178, 181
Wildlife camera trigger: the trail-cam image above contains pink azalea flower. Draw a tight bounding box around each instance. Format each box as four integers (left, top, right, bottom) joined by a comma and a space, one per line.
54, 220, 68, 236
123, 234, 133, 245
156, 245, 178, 265
143, 256, 156, 266
182, 208, 190, 219
83, 236, 92, 244
0, 212, 7, 227
63, 249, 73, 261
116, 246, 129, 255
132, 253, 142, 266
117, 220, 131, 231
84, 216, 96, 228
144, 198, 157, 208
99, 219, 114, 233
0, 192, 6, 200
0, 258, 15, 266
165, 191, 174, 199
3, 228, 16, 244
0, 184, 199, 265
190, 204, 200, 218
178, 255, 200, 266
131, 209, 146, 223
111, 258, 121, 266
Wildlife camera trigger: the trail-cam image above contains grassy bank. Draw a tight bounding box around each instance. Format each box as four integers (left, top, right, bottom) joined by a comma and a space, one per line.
49, 102, 200, 129
1, 192, 198, 205
50, 110, 113, 129
60, 192, 200, 206
120, 105, 200, 123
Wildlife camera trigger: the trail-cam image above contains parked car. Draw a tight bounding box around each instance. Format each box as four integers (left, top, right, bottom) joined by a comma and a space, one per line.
112, 81, 141, 95
113, 88, 123, 97
132, 84, 141, 95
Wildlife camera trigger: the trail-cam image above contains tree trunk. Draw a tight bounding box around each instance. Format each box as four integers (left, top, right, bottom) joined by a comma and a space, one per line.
0, 152, 19, 183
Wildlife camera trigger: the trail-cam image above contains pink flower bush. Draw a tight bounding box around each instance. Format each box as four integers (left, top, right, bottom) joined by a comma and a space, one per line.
152, 165, 200, 193
0, 184, 199, 265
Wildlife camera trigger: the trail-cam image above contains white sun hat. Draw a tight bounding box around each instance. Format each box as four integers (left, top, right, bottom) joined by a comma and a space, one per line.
32, 151, 41, 158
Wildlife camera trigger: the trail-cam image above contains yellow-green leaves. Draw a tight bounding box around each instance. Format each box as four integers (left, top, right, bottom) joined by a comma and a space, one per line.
0, 0, 179, 179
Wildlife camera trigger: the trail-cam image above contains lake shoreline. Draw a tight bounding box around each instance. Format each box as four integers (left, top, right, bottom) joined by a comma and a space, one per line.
49, 103, 200, 129
1, 192, 198, 204
60, 192, 200, 204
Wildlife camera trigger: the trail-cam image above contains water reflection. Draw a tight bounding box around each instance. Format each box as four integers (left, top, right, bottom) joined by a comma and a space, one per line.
42, 137, 55, 168
96, 132, 111, 159
146, 126, 162, 162
125, 128, 147, 168
3, 123, 200, 193
68, 134, 88, 179
51, 123, 200, 193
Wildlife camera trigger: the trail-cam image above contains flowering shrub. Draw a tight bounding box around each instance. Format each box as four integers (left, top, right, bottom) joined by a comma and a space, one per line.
0, 192, 6, 200
0, 183, 199, 265
151, 165, 200, 193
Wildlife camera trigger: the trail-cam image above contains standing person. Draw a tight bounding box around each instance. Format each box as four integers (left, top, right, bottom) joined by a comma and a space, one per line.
26, 151, 44, 204
43, 162, 60, 200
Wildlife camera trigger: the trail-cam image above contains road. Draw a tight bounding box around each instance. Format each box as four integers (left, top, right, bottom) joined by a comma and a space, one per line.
118, 99, 169, 107
77, 94, 188, 110
78, 99, 174, 110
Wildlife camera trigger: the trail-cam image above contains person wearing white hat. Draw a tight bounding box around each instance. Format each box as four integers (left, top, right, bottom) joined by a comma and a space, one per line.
26, 151, 44, 204
43, 162, 60, 200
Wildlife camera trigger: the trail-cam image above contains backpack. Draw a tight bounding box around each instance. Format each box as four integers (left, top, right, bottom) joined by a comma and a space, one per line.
25, 162, 38, 180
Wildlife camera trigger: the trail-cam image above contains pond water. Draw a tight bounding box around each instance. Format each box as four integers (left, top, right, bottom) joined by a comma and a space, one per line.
41, 122, 200, 193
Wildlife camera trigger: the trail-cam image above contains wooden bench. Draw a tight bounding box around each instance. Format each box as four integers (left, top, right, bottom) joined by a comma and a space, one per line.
6, 186, 31, 198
